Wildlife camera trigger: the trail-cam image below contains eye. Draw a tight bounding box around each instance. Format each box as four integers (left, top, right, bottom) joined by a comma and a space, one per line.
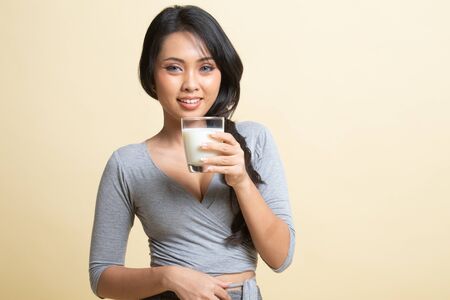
200, 65, 215, 72
165, 65, 183, 72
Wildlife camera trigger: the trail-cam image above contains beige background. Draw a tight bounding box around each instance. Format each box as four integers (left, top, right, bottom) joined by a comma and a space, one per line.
1, 0, 449, 299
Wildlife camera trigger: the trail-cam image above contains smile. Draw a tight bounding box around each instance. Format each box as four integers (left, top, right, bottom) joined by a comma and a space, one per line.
177, 98, 201, 104
177, 97, 203, 110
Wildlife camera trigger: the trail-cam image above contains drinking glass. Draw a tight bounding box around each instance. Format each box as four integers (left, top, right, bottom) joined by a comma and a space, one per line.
181, 117, 225, 173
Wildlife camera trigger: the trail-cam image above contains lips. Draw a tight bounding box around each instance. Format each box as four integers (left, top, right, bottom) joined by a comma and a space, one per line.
177, 97, 202, 110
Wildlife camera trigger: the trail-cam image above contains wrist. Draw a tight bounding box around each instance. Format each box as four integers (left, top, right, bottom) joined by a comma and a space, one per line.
160, 265, 179, 291
232, 173, 254, 191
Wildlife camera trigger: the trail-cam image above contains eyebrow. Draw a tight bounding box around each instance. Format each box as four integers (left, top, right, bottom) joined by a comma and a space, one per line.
162, 56, 215, 63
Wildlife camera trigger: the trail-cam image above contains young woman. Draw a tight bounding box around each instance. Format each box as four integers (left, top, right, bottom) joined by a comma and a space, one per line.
89, 5, 295, 300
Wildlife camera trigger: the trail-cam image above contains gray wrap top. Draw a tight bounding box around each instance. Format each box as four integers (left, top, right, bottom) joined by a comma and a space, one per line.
89, 121, 296, 298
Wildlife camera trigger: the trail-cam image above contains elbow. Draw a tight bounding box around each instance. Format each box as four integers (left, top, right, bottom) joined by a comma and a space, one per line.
89, 263, 114, 298
272, 254, 293, 273
271, 227, 295, 273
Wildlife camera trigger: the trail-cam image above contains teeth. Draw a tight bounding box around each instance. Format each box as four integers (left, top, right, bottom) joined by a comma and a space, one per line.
179, 98, 200, 104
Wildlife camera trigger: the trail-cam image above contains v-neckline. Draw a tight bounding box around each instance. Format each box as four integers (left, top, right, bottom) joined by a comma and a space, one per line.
141, 141, 216, 205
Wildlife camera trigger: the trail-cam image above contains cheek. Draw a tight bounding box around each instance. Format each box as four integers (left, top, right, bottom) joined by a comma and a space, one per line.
154, 73, 180, 94
203, 73, 222, 94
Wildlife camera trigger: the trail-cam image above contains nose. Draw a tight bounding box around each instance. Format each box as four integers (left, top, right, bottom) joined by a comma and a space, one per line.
181, 70, 199, 92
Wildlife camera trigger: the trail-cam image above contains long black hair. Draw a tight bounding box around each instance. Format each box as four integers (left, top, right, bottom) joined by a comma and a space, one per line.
139, 5, 263, 244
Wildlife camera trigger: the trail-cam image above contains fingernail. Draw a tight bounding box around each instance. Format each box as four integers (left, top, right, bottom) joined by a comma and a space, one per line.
200, 157, 207, 162
201, 143, 208, 148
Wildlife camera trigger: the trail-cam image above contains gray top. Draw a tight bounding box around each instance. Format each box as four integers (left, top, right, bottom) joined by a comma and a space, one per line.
89, 121, 295, 297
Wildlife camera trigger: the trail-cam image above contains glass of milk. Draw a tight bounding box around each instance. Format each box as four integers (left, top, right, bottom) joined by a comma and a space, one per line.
181, 116, 225, 173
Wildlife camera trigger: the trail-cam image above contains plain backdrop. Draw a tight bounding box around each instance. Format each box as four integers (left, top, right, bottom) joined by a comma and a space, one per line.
1, 0, 449, 299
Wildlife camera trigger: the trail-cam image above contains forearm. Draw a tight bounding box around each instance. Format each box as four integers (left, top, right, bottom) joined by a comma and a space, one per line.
97, 265, 172, 300
233, 177, 291, 270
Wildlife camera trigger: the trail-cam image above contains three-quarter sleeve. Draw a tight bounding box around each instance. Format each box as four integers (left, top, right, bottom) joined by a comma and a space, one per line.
253, 125, 296, 273
89, 151, 135, 297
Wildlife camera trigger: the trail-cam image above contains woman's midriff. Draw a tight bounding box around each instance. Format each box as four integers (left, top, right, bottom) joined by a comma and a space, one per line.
215, 271, 256, 291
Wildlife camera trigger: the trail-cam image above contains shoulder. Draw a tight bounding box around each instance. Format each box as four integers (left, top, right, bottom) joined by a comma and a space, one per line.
235, 121, 269, 140
235, 120, 274, 145
109, 142, 147, 169
235, 121, 277, 159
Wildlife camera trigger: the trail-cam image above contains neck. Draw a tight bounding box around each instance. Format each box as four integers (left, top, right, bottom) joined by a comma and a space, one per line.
156, 112, 183, 147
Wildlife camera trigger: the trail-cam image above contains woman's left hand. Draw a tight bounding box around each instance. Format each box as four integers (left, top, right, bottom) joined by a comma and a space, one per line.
201, 132, 251, 188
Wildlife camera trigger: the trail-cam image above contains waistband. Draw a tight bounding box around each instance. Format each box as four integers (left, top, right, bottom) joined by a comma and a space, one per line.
141, 277, 261, 299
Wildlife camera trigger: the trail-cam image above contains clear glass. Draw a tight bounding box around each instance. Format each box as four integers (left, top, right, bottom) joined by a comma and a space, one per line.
181, 117, 225, 173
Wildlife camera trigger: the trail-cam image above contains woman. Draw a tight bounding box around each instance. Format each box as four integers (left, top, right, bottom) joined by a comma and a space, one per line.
89, 5, 295, 300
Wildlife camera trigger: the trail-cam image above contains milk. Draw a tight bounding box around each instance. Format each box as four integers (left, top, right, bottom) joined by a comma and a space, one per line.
182, 128, 222, 168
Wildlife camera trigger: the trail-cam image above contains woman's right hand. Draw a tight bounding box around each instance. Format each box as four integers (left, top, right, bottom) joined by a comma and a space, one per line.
162, 266, 231, 300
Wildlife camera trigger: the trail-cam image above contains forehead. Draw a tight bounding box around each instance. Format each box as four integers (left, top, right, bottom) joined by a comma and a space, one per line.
157, 31, 211, 60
